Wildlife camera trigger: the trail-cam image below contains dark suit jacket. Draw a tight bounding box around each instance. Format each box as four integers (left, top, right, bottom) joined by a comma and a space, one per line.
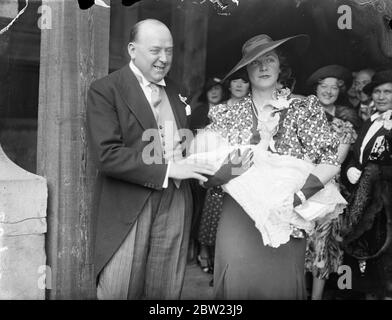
86, 65, 190, 277
347, 113, 392, 174
189, 102, 210, 133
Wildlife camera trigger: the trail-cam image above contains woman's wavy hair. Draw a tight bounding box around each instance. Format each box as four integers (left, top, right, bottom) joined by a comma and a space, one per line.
275, 48, 295, 90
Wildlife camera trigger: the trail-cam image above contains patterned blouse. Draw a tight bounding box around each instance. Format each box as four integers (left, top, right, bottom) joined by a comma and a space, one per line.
329, 116, 357, 145
207, 94, 340, 166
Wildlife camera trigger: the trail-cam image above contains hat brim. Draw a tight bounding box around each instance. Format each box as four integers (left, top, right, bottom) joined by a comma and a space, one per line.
362, 70, 392, 96
363, 81, 386, 96
223, 34, 310, 81
306, 65, 352, 89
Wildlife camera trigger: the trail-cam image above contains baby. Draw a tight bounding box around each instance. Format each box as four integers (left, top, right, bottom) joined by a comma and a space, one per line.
187, 102, 347, 248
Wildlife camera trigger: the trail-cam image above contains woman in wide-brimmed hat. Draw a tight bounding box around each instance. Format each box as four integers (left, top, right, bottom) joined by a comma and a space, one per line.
305, 65, 358, 300
201, 34, 342, 299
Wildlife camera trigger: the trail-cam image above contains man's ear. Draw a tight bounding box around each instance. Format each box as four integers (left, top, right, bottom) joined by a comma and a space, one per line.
128, 42, 136, 60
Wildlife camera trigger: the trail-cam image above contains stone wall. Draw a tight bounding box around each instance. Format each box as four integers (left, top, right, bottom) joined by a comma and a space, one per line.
0, 144, 47, 299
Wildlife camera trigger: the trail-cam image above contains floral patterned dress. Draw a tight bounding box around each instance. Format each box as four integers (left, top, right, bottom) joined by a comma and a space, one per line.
305, 115, 357, 280
197, 185, 225, 247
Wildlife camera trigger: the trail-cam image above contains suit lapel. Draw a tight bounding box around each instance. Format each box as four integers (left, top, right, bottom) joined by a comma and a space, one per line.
165, 81, 187, 129
116, 66, 158, 131
357, 119, 373, 146
353, 119, 373, 161
116, 66, 187, 131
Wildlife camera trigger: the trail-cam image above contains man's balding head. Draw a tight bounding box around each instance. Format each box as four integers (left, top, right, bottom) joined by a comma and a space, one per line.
129, 19, 171, 43
128, 19, 173, 83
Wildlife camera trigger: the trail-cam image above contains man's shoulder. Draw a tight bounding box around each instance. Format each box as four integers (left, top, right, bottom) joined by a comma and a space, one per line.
90, 67, 126, 90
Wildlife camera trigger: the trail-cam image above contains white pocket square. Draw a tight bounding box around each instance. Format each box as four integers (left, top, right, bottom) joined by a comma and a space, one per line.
185, 104, 192, 116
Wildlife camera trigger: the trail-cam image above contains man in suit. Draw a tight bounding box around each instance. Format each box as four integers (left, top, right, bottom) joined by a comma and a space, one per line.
343, 69, 392, 299
86, 19, 215, 299
347, 70, 392, 184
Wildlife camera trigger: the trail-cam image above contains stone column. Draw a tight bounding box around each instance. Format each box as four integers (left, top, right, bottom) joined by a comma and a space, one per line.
0, 145, 47, 300
37, 0, 110, 299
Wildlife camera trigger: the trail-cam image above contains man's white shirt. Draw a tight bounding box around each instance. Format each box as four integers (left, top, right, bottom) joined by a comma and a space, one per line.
129, 61, 171, 188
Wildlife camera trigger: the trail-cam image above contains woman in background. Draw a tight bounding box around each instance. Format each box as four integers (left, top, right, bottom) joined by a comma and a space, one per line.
190, 77, 225, 132
305, 65, 357, 299
189, 77, 226, 273
197, 70, 250, 276
226, 69, 250, 107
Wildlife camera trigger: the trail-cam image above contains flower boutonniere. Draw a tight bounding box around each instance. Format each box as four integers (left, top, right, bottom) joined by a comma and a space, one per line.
179, 94, 191, 116
383, 110, 392, 130
272, 88, 292, 138
269, 87, 292, 111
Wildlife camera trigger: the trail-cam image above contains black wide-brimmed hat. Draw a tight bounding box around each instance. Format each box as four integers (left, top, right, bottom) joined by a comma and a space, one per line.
363, 69, 392, 95
306, 64, 352, 88
223, 34, 310, 81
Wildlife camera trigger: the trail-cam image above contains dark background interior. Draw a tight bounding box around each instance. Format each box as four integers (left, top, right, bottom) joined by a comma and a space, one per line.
0, 0, 391, 173
141, 0, 392, 94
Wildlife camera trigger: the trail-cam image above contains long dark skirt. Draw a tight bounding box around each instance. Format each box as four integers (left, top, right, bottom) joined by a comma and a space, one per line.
213, 194, 307, 300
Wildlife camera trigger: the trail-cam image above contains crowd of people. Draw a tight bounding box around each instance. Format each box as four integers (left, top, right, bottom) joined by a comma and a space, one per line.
189, 37, 392, 300
86, 18, 392, 300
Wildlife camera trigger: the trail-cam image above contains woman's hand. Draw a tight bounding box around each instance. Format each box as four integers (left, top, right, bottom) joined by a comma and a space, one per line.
203, 148, 253, 188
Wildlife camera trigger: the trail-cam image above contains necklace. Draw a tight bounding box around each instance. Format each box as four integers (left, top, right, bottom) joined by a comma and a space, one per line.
250, 96, 262, 122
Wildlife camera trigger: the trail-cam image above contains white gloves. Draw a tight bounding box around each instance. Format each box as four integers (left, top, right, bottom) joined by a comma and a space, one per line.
347, 167, 362, 184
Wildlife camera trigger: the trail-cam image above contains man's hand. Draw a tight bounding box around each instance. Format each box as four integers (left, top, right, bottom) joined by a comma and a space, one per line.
347, 167, 362, 184
203, 148, 253, 188
168, 160, 216, 183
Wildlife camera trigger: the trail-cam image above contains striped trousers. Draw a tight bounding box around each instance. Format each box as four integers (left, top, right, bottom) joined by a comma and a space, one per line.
97, 181, 192, 300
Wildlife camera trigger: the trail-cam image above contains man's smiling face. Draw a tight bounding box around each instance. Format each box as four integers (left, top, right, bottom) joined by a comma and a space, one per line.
129, 21, 173, 83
